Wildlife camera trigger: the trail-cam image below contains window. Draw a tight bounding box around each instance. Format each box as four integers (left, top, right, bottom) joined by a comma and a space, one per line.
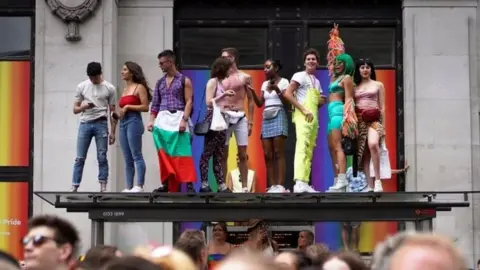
309, 27, 396, 66
179, 27, 268, 67
0, 17, 31, 59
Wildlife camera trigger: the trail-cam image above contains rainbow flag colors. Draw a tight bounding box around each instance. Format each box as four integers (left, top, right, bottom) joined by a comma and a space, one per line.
0, 182, 29, 259
0, 61, 30, 166
180, 69, 398, 252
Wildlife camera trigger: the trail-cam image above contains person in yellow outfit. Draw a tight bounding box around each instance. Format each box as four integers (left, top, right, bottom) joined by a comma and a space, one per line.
284, 48, 327, 193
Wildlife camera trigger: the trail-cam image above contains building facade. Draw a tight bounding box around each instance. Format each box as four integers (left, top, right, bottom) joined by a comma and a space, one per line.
0, 0, 478, 264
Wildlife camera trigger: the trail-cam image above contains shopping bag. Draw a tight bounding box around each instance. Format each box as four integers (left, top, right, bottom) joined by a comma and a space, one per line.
369, 141, 392, 179
210, 100, 227, 131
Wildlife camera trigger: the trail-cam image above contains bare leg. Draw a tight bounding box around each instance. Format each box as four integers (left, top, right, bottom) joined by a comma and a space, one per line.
368, 127, 381, 180
237, 146, 248, 188
332, 130, 346, 174
273, 136, 286, 186
341, 224, 350, 250
328, 133, 338, 178
351, 226, 360, 251
363, 149, 373, 189
262, 139, 274, 187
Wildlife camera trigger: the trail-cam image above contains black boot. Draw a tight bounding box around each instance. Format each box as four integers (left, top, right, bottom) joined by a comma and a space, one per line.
187, 183, 196, 193
153, 182, 168, 193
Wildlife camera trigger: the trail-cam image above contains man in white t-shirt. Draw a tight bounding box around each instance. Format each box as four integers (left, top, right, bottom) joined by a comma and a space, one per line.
283, 49, 326, 193
70, 62, 117, 192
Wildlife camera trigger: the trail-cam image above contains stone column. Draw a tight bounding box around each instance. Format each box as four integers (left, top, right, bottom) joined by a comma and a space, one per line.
114, 0, 174, 251
34, 0, 118, 252
402, 0, 478, 264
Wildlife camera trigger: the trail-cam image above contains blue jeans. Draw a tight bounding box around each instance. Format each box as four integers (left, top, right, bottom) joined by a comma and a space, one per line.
119, 111, 146, 188
72, 118, 109, 186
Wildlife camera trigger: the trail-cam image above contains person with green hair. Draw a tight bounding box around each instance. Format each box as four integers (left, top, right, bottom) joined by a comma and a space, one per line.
326, 53, 358, 192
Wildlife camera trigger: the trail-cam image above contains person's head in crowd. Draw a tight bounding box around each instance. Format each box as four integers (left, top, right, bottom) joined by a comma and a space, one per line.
81, 245, 122, 269
371, 232, 466, 270
23, 215, 80, 270
216, 249, 277, 270
477, 258, 480, 270
0, 250, 21, 270
247, 219, 269, 242
103, 255, 163, 270
174, 229, 207, 269
297, 230, 314, 251
305, 243, 330, 267
322, 251, 368, 270
133, 245, 196, 270
211, 222, 229, 243
275, 250, 312, 270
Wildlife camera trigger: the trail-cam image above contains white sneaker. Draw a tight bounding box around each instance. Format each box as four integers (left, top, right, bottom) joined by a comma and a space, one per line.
242, 187, 249, 193
267, 185, 286, 193
121, 188, 131, 192
293, 181, 318, 193
327, 179, 348, 192
373, 180, 383, 192
130, 186, 144, 192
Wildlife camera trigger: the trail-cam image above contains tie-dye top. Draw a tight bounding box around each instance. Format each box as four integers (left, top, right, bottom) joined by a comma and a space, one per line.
207, 253, 226, 270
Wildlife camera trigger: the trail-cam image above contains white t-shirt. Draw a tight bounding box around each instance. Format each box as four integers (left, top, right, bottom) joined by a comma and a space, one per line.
291, 71, 322, 103
74, 79, 116, 122
261, 78, 289, 111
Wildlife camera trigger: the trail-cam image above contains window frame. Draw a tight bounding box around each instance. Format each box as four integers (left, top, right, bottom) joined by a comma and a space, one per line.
0, 15, 32, 61
175, 22, 271, 70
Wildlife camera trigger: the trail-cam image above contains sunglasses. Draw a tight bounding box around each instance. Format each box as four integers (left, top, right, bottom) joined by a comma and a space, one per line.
22, 235, 56, 247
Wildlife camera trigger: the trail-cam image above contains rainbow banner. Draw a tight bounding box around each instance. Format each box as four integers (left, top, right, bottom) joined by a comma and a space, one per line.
180, 69, 397, 252
0, 182, 29, 260
0, 61, 31, 166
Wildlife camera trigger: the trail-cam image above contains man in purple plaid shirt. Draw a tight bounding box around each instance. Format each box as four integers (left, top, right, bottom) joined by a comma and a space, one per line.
147, 50, 196, 193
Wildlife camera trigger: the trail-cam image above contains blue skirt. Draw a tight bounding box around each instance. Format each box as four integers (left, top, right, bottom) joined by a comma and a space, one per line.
261, 108, 288, 139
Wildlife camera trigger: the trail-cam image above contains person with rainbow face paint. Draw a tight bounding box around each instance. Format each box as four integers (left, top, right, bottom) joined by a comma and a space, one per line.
284, 48, 327, 193
326, 53, 357, 192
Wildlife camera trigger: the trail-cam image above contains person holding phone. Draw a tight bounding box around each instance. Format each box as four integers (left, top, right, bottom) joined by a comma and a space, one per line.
248, 59, 289, 193
71, 62, 117, 192
283, 48, 327, 193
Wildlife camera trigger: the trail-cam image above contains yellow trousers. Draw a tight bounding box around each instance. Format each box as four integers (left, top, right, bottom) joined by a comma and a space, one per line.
293, 88, 320, 182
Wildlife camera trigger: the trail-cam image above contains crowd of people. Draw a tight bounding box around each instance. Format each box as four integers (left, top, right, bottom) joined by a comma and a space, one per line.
0, 214, 477, 270
67, 25, 403, 194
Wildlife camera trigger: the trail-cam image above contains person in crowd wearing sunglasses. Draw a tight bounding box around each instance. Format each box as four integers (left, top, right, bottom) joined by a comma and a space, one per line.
22, 215, 80, 270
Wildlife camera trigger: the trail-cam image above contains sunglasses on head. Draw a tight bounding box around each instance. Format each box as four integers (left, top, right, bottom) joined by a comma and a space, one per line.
22, 235, 56, 247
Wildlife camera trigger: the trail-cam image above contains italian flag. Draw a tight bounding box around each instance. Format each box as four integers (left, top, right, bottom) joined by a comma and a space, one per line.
153, 111, 196, 192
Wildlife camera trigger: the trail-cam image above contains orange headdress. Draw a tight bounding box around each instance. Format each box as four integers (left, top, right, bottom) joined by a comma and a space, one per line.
327, 23, 345, 77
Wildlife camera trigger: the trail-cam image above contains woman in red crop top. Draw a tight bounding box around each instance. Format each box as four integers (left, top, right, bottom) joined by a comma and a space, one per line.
118, 61, 151, 192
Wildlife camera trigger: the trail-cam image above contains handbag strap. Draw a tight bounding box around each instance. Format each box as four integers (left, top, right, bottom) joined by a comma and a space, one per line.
194, 79, 218, 124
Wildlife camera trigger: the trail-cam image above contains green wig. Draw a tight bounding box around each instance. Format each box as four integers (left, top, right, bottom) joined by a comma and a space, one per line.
334, 53, 355, 77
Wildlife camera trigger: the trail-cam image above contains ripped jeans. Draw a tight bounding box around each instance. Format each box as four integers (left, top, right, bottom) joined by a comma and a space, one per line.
72, 118, 109, 186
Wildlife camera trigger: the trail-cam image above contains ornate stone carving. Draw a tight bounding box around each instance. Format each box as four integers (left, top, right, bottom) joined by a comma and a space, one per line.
45, 0, 101, 42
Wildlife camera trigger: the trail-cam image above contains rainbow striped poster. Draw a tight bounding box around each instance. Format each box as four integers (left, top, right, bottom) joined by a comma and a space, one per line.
0, 61, 31, 166
180, 69, 398, 252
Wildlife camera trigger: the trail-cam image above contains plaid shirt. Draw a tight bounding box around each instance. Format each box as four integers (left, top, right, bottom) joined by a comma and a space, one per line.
150, 72, 186, 116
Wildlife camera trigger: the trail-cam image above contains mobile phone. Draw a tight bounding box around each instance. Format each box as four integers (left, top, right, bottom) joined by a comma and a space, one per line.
88, 102, 95, 108
111, 112, 119, 120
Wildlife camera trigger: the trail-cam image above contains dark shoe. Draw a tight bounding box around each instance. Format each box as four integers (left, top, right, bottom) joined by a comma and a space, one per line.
199, 186, 212, 193
153, 185, 168, 193
219, 188, 232, 193
187, 183, 196, 193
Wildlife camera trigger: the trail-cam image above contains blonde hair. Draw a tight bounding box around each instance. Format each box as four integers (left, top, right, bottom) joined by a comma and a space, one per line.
133, 245, 196, 270
371, 232, 466, 270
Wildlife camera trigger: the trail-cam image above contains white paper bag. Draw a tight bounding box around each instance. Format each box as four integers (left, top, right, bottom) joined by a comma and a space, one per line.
210, 100, 227, 131
369, 141, 392, 179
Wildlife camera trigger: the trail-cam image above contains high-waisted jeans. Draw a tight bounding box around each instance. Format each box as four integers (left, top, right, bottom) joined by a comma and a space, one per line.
119, 111, 146, 188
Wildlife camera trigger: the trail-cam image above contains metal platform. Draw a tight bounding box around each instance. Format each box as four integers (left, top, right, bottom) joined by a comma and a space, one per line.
35, 191, 472, 247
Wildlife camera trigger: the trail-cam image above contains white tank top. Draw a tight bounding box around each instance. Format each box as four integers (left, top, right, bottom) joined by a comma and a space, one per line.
261, 78, 289, 111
